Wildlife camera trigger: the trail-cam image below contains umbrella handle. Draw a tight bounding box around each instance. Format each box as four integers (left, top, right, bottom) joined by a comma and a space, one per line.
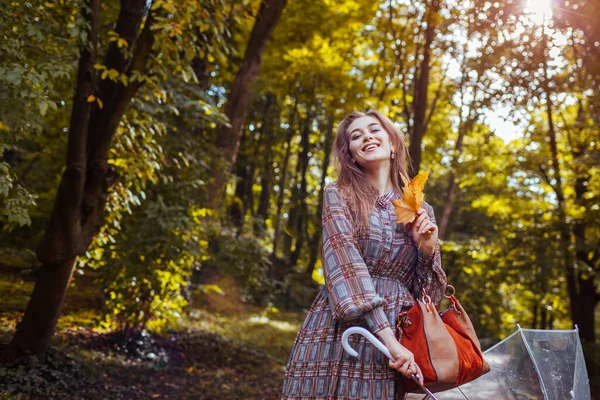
342, 326, 394, 361
341, 326, 439, 400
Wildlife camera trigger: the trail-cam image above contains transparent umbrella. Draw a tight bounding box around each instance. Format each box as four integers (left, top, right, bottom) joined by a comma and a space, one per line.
343, 325, 591, 400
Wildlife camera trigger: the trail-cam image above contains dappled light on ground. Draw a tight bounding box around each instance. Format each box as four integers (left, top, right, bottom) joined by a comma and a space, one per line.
247, 315, 300, 332
0, 262, 302, 399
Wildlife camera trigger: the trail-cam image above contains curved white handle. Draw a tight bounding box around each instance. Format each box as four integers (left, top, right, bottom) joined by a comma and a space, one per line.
341, 326, 439, 400
341, 326, 394, 361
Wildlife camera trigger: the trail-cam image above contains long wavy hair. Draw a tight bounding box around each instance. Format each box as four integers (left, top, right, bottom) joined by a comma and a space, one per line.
333, 109, 411, 228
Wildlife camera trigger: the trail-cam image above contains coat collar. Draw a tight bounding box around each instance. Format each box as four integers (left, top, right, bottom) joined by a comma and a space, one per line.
377, 190, 396, 209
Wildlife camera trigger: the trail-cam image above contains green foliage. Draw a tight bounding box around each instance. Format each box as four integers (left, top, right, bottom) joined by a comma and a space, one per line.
0, 0, 76, 232
60, 0, 236, 335
0, 161, 36, 231
95, 197, 207, 334
204, 225, 274, 305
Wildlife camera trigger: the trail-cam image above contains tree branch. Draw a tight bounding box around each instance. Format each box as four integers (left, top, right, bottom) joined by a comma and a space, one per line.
423, 61, 448, 130
124, 12, 155, 97
104, 0, 148, 74
36, 0, 102, 264
538, 164, 554, 192
67, 0, 101, 168
86, 3, 154, 164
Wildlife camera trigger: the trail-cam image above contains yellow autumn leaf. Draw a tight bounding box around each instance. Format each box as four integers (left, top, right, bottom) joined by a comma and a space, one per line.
409, 170, 429, 207
391, 170, 430, 225
87, 94, 96, 102
117, 38, 128, 48
96, 97, 103, 109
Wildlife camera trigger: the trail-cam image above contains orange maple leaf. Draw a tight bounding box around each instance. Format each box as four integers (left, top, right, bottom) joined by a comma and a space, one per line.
391, 170, 430, 225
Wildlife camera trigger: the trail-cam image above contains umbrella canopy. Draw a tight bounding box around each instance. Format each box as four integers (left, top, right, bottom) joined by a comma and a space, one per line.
408, 326, 591, 400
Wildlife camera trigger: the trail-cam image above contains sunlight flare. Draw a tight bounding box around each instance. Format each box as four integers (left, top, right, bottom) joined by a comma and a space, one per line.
526, 0, 553, 24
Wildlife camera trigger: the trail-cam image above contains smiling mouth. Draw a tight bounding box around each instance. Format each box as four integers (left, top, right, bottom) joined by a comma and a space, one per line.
362, 143, 379, 152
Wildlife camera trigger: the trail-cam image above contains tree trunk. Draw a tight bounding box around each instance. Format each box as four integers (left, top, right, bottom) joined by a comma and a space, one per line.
273, 105, 297, 255
439, 118, 474, 239
407, 0, 439, 177
5, 259, 77, 359
572, 139, 596, 340
305, 115, 334, 279
3, 0, 153, 361
229, 97, 271, 229
283, 174, 299, 260
289, 113, 312, 266
539, 29, 585, 339
255, 96, 278, 233
438, 176, 456, 241
540, 306, 548, 330
229, 145, 250, 228
205, 0, 287, 210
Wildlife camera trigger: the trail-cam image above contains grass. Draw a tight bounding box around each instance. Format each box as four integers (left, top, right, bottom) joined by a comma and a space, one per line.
0, 254, 304, 400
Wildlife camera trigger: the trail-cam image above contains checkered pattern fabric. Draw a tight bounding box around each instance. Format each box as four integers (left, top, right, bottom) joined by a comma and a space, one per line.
281, 182, 447, 399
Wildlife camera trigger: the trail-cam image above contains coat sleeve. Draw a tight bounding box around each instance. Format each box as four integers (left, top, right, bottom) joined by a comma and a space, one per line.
321, 183, 390, 333
414, 202, 447, 306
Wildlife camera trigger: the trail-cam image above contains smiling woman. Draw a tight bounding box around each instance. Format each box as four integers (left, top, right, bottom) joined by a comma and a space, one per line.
281, 109, 447, 399
348, 117, 395, 169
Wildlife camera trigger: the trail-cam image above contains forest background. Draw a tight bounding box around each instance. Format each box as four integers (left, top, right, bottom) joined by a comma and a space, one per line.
0, 0, 598, 398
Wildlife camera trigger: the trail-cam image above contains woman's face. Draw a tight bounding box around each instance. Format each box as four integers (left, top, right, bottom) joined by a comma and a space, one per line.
347, 116, 393, 169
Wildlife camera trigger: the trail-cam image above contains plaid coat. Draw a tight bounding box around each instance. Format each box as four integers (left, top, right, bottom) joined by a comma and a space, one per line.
281, 182, 447, 400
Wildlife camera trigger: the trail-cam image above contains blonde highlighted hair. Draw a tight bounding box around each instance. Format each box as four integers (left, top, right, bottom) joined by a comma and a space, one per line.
332, 109, 411, 227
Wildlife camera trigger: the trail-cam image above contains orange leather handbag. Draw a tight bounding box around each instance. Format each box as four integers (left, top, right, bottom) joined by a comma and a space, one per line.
397, 286, 490, 393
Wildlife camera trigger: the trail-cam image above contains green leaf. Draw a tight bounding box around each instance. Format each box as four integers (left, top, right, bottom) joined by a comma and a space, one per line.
38, 101, 48, 116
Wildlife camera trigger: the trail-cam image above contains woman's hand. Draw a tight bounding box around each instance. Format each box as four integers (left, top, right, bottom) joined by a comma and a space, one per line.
376, 328, 424, 385
387, 338, 424, 385
407, 207, 438, 255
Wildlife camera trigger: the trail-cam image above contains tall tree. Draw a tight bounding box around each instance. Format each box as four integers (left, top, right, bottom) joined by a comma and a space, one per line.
272, 104, 297, 255
305, 114, 335, 279
3, 0, 146, 360
2, 0, 232, 360
407, 0, 441, 176
205, 0, 287, 211
255, 95, 279, 232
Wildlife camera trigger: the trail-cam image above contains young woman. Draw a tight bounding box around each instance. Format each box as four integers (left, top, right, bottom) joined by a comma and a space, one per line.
281, 110, 447, 400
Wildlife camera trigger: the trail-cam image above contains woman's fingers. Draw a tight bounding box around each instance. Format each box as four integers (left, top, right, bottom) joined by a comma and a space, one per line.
412, 211, 427, 233
412, 209, 439, 237
401, 360, 418, 376
389, 357, 406, 371
385, 341, 422, 382
414, 363, 424, 386
384, 339, 425, 386
389, 356, 419, 377
419, 220, 434, 235
412, 213, 435, 238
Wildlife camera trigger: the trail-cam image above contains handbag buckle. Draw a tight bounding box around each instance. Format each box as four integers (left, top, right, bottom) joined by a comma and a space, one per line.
397, 310, 412, 330
421, 288, 434, 314
444, 285, 461, 315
